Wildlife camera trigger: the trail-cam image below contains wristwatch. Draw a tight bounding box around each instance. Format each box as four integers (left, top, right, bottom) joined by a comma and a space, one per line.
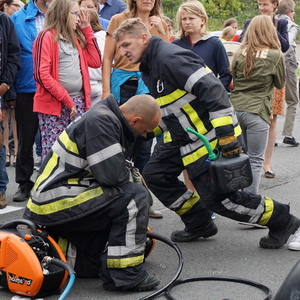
1, 83, 10, 90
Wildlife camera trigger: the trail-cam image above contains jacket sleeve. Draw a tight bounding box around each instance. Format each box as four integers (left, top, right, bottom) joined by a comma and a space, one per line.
33, 31, 74, 109
167, 51, 236, 138
273, 52, 286, 90
1, 16, 21, 89
277, 19, 289, 53
81, 26, 102, 69
86, 114, 129, 187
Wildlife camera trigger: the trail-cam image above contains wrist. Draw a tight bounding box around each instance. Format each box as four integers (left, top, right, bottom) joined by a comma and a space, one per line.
1, 83, 10, 91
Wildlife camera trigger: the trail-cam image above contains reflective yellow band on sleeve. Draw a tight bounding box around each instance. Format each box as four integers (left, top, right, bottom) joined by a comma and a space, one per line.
211, 116, 233, 128
67, 178, 80, 185
59, 131, 79, 154
107, 255, 144, 268
257, 197, 274, 225
176, 193, 200, 216
234, 124, 242, 137
182, 140, 218, 167
156, 89, 187, 106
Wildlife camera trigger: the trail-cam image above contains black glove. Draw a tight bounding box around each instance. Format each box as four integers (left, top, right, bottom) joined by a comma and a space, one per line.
218, 135, 242, 157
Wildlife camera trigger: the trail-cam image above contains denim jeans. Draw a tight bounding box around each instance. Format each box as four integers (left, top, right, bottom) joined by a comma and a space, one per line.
236, 111, 269, 194
0, 133, 9, 193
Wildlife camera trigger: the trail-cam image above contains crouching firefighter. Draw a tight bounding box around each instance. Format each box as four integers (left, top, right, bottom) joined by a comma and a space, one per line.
23, 94, 161, 292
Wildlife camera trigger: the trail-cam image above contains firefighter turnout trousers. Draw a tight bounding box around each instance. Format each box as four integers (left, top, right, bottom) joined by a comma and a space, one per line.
143, 141, 291, 232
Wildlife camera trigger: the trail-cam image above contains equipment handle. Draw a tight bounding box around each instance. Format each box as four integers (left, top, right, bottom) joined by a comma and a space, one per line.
0, 218, 38, 235
186, 127, 218, 161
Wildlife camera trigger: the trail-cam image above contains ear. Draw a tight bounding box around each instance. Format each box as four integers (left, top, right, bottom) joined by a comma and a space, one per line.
141, 33, 149, 46
129, 116, 142, 126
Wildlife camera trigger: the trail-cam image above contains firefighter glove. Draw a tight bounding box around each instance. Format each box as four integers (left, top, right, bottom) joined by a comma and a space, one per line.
218, 135, 242, 157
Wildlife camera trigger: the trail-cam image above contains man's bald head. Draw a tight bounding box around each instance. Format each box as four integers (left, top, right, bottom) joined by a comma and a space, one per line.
120, 94, 161, 137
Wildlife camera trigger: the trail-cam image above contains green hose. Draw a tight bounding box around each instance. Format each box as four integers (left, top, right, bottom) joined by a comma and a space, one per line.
186, 127, 218, 161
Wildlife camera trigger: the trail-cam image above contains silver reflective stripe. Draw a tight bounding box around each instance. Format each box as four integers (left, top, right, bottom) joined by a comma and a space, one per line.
108, 199, 145, 257
184, 68, 210, 92
169, 189, 194, 210
53, 141, 86, 169
180, 129, 216, 156
209, 107, 233, 120
221, 196, 265, 223
161, 93, 196, 117
88, 143, 122, 167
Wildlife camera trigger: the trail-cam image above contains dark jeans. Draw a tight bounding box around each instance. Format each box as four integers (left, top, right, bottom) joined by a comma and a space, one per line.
120, 83, 152, 173
15, 93, 39, 191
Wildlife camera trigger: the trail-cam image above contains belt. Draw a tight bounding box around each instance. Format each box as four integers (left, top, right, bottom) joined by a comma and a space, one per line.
121, 84, 138, 91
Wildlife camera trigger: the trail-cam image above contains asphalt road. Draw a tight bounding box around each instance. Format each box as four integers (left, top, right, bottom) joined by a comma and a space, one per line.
1, 113, 300, 300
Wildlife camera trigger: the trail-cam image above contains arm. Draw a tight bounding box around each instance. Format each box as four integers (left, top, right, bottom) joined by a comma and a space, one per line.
273, 53, 286, 90
277, 19, 289, 53
86, 114, 130, 187
215, 41, 232, 89
33, 31, 74, 109
102, 34, 115, 99
0, 17, 21, 96
81, 26, 101, 68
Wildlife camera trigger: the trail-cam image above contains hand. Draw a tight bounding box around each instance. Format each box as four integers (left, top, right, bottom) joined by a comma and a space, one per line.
148, 16, 164, 34
0, 84, 7, 97
69, 105, 77, 119
218, 135, 242, 157
79, 9, 90, 29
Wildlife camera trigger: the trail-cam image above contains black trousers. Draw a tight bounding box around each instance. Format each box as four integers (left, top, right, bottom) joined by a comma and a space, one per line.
46, 182, 149, 288
15, 93, 39, 191
143, 140, 291, 232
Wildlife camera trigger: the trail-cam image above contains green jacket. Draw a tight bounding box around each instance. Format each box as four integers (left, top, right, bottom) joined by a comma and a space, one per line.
230, 48, 285, 124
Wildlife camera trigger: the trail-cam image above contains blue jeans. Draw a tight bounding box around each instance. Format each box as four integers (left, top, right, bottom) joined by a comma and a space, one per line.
0, 127, 9, 193
236, 111, 269, 194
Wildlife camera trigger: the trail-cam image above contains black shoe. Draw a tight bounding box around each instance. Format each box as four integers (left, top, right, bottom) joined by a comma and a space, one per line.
283, 136, 299, 146
259, 215, 300, 249
171, 220, 218, 242
12, 188, 30, 202
103, 274, 160, 292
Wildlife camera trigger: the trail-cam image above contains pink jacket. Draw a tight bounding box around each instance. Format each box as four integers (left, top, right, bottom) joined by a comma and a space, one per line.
33, 26, 101, 116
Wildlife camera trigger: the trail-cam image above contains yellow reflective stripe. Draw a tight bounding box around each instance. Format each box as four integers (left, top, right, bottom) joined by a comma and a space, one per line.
257, 197, 274, 225
182, 103, 207, 135
156, 89, 187, 106
67, 178, 80, 185
176, 193, 200, 216
33, 152, 59, 191
27, 186, 104, 215
58, 237, 68, 256
59, 131, 79, 155
182, 140, 218, 166
234, 125, 242, 137
163, 131, 172, 143
211, 116, 233, 128
107, 255, 144, 268
153, 125, 163, 137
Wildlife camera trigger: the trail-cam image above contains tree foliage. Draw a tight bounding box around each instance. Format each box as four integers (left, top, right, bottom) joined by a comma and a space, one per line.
162, 0, 300, 32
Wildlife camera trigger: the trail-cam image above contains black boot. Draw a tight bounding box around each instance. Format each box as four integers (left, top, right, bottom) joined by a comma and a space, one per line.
171, 219, 218, 242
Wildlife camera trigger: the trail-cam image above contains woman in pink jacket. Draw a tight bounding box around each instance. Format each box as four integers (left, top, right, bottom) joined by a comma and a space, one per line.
33, 0, 101, 161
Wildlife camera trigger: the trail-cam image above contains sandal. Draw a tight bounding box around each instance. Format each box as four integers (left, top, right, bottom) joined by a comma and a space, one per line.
264, 171, 275, 178
5, 155, 10, 167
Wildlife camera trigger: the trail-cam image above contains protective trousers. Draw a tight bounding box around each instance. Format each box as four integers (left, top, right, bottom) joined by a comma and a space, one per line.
143, 141, 291, 232
46, 182, 149, 288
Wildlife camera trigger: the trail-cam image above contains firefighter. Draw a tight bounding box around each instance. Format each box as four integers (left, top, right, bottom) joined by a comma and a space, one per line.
113, 17, 300, 249
23, 94, 161, 292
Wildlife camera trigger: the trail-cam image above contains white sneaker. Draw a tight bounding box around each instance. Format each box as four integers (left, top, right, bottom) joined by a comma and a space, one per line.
288, 227, 300, 250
